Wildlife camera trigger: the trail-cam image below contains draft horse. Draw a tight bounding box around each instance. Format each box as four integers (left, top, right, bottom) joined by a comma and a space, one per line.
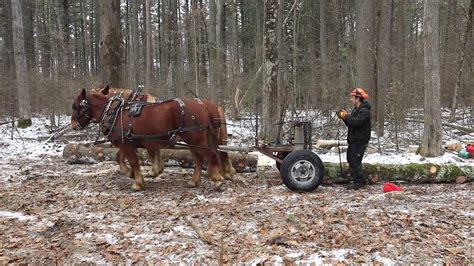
96, 85, 236, 180
71, 88, 226, 191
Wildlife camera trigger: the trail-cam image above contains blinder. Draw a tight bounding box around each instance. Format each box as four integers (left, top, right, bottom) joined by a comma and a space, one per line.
73, 99, 92, 128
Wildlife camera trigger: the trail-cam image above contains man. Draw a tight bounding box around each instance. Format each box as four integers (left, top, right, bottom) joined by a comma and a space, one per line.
337, 88, 372, 190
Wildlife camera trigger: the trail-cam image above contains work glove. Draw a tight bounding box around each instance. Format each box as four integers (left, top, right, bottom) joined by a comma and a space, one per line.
336, 110, 348, 120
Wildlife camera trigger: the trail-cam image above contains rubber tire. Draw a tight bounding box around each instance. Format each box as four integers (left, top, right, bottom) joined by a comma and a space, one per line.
280, 150, 325, 192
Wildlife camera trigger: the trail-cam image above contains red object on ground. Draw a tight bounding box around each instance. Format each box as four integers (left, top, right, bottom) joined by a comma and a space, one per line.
466, 144, 474, 157
383, 182, 403, 193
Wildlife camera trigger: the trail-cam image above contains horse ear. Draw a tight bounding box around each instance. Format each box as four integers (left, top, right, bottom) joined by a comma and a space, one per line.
101, 85, 110, 95
80, 88, 86, 99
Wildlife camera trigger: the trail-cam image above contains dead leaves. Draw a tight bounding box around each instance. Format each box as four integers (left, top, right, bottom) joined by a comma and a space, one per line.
1, 158, 472, 264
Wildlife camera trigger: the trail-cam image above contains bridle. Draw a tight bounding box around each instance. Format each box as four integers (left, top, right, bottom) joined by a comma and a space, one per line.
72, 99, 93, 129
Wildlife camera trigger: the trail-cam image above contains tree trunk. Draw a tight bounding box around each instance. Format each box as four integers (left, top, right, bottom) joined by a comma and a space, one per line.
261, 0, 278, 142
375, 0, 392, 137
20, 0, 34, 71
62, 144, 258, 173
215, 0, 226, 103
128, 0, 139, 90
449, 0, 472, 121
207, 0, 217, 101
55, 0, 68, 78
323, 162, 473, 184
355, 0, 376, 98
99, 0, 124, 87
1, 0, 14, 72
419, 0, 443, 157
80, 0, 88, 76
145, 0, 152, 92
319, 0, 328, 105
11, 0, 31, 127
229, 0, 241, 119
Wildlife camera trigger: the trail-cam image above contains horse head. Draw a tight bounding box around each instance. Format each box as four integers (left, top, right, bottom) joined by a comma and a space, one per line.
71, 88, 109, 130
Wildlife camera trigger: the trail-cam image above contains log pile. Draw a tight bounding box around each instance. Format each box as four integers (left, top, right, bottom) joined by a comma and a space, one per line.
63, 144, 472, 183
63, 143, 258, 172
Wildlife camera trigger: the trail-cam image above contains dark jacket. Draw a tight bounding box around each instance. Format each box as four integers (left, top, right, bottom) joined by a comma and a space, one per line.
343, 101, 372, 144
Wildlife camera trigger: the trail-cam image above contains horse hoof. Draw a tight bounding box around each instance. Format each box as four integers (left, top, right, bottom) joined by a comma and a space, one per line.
213, 181, 223, 188
132, 183, 144, 191
186, 180, 199, 188
223, 174, 233, 181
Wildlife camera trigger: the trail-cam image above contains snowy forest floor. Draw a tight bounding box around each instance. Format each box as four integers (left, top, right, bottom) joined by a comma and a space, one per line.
0, 113, 473, 264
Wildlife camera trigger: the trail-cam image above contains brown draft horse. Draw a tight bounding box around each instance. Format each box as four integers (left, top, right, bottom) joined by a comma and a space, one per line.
96, 86, 236, 180
71, 88, 227, 191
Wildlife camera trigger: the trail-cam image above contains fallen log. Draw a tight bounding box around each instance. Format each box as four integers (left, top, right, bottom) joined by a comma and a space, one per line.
63, 143, 257, 172
322, 162, 473, 184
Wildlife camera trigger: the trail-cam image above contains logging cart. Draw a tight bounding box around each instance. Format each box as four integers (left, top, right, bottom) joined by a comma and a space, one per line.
222, 121, 325, 192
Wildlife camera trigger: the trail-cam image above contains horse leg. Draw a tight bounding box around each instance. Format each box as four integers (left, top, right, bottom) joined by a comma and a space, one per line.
116, 149, 132, 178
206, 150, 225, 188
187, 149, 203, 187
219, 151, 236, 180
156, 149, 165, 174
121, 145, 145, 191
148, 149, 164, 177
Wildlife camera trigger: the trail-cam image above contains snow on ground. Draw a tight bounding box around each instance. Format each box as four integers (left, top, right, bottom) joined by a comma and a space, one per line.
0, 113, 472, 264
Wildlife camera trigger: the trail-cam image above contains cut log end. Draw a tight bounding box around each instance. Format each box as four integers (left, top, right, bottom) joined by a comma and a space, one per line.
455, 176, 467, 184
430, 165, 438, 175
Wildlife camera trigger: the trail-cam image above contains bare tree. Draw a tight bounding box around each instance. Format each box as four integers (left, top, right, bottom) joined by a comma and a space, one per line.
99, 0, 124, 87
375, 0, 392, 137
145, 0, 152, 92
207, 0, 217, 102
355, 0, 376, 100
11, 0, 31, 127
128, 0, 139, 90
262, 0, 278, 142
419, 0, 443, 157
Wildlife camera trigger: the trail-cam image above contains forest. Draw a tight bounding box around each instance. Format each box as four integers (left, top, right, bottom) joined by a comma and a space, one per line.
0, 0, 473, 154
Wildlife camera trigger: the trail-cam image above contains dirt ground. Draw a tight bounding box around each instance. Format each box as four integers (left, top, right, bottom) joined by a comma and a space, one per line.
0, 156, 472, 264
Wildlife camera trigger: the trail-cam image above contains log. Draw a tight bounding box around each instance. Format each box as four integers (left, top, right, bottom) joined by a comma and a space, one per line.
322, 162, 473, 184
63, 143, 257, 172
315, 139, 344, 149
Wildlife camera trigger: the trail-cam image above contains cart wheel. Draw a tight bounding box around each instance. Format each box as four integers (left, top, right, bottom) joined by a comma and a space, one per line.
275, 152, 290, 172
280, 150, 324, 192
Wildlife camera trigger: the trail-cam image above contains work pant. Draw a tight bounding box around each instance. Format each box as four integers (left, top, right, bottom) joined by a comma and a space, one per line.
346, 143, 368, 183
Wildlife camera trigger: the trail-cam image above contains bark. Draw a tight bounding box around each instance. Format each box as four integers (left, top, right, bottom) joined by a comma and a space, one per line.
355, 0, 376, 96
128, 0, 139, 90
207, 0, 217, 101
1, 0, 14, 73
375, 0, 392, 137
229, 0, 240, 119
20, 0, 34, 71
449, 0, 472, 121
80, 0, 87, 76
99, 0, 124, 87
215, 0, 226, 103
62, 144, 258, 173
261, 0, 278, 143
419, 0, 443, 157
319, 0, 328, 103
145, 0, 152, 92
323, 162, 473, 184
11, 0, 31, 124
